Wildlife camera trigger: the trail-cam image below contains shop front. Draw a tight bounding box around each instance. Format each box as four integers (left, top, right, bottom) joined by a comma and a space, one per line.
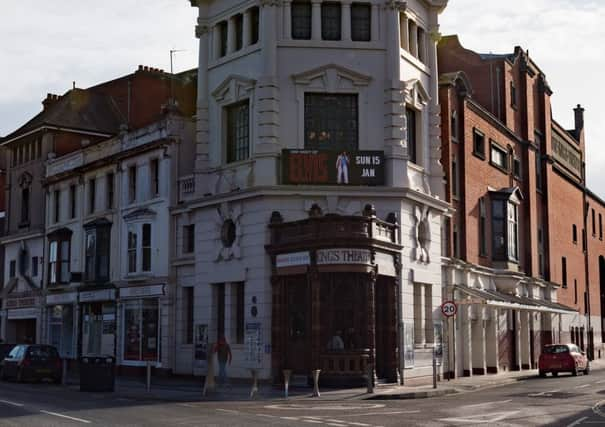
267, 210, 401, 386
118, 284, 164, 367
46, 292, 77, 359
4, 297, 41, 344
79, 288, 116, 357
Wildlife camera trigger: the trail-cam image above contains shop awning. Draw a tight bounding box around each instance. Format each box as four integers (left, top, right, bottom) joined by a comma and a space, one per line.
454, 285, 578, 315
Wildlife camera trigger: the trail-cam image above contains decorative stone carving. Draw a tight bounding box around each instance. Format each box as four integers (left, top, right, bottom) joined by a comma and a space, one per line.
414, 205, 431, 263
214, 202, 243, 261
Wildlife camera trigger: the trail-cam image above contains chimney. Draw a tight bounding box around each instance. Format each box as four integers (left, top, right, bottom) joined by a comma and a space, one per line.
42, 93, 60, 110
574, 104, 584, 136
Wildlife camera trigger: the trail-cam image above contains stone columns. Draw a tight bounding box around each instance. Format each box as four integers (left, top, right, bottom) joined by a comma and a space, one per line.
311, 0, 322, 41
485, 308, 499, 373
514, 310, 522, 370
461, 305, 472, 376
242, 10, 251, 48
227, 16, 236, 54
283, 1, 292, 39
341, 0, 352, 41
399, 13, 409, 51
427, 22, 445, 200
471, 308, 486, 375
520, 311, 531, 369
194, 17, 210, 177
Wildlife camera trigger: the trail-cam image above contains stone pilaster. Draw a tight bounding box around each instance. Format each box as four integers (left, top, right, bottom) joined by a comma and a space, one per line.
194, 18, 211, 181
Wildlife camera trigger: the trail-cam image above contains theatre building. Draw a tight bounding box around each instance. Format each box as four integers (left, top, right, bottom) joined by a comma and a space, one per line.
438, 35, 604, 378
183, 0, 449, 384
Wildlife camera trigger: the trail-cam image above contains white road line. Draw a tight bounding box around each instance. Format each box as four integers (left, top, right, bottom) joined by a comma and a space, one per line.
216, 409, 239, 414
348, 423, 372, 427
0, 399, 24, 407
463, 399, 512, 408
177, 403, 199, 408
566, 416, 588, 427
575, 384, 591, 389
257, 414, 277, 418
281, 417, 301, 421
40, 410, 92, 424
303, 420, 324, 424
596, 380, 605, 384
326, 424, 348, 427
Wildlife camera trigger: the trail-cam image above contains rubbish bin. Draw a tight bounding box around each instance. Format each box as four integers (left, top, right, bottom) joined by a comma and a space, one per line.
80, 355, 115, 392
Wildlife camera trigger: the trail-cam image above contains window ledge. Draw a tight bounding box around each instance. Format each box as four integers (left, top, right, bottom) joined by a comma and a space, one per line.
489, 161, 509, 175
278, 39, 383, 51
407, 161, 425, 173
472, 151, 485, 161
400, 49, 430, 75
125, 272, 155, 281
208, 44, 262, 70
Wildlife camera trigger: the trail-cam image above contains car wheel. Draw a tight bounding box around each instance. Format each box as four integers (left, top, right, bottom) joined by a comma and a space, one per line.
584, 363, 590, 375
572, 365, 578, 376
552, 371, 558, 377
539, 370, 546, 378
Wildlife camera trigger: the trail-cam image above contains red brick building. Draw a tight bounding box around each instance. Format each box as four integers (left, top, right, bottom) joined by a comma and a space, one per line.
438, 35, 604, 378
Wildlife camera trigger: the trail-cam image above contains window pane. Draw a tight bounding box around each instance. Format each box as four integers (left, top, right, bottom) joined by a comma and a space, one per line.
406, 108, 417, 163
85, 231, 96, 281
128, 230, 137, 273
351, 4, 371, 41
321, 2, 341, 40
292, 2, 312, 40
304, 94, 358, 151
98, 227, 110, 281
250, 7, 259, 44
219, 21, 228, 57
142, 224, 151, 271
227, 101, 250, 163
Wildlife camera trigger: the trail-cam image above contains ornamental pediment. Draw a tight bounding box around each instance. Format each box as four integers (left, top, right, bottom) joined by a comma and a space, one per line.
212, 74, 256, 103
292, 64, 372, 91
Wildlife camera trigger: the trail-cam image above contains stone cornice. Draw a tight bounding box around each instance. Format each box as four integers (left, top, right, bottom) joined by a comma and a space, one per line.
385, 1, 407, 11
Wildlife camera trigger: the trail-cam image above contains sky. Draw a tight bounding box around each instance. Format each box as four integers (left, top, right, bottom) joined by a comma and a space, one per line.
1, 1, 603, 195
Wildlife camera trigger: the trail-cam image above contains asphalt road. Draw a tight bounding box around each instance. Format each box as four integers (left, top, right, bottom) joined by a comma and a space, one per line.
2, 371, 605, 426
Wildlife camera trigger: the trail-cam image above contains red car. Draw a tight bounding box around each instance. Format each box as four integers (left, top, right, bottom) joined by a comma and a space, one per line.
538, 344, 589, 377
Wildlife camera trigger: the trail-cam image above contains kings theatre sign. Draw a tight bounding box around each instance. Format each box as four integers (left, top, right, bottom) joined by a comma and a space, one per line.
282, 150, 384, 186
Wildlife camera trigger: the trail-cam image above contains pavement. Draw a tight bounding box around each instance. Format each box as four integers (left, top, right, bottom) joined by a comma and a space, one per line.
63, 358, 605, 402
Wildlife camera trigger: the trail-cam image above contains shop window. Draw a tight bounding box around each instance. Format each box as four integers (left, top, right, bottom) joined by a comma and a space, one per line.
234, 14, 243, 51
305, 94, 358, 152
106, 172, 114, 209
492, 196, 519, 262
406, 107, 418, 164
128, 165, 137, 203
9, 260, 16, 278
490, 142, 508, 171
48, 230, 71, 285
184, 287, 194, 344
150, 158, 159, 197
183, 224, 195, 254
48, 305, 74, 358
562, 257, 567, 288
292, 1, 312, 40
54, 190, 60, 223
234, 282, 245, 344
473, 129, 485, 159
226, 101, 250, 163
249, 7, 259, 44
84, 220, 111, 284
321, 2, 341, 40
123, 299, 160, 362
82, 302, 115, 356
218, 21, 228, 57
88, 178, 96, 214
479, 198, 487, 256
351, 3, 371, 41
69, 185, 76, 219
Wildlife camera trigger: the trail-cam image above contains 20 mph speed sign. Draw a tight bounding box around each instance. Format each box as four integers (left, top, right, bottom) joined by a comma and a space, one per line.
441, 301, 457, 317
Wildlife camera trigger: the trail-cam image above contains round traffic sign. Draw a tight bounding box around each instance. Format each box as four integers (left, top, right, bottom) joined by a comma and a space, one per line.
441, 300, 457, 317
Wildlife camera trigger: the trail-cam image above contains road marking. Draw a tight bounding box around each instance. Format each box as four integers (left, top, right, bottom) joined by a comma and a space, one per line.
40, 411, 92, 424
463, 399, 512, 408
216, 409, 239, 414
281, 417, 301, 421
566, 417, 588, 427
266, 403, 385, 410
0, 399, 24, 407
439, 410, 519, 424
596, 380, 605, 384
575, 384, 591, 389
326, 424, 348, 427
528, 389, 559, 397
257, 414, 277, 418
303, 420, 323, 424
177, 403, 199, 408
337, 411, 420, 417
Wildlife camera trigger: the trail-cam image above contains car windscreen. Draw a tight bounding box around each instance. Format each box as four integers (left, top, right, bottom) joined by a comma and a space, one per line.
543, 345, 569, 354
8, 346, 23, 358
26, 346, 58, 359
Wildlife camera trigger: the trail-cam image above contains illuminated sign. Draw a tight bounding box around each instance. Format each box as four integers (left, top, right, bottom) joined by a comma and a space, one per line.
282, 150, 384, 185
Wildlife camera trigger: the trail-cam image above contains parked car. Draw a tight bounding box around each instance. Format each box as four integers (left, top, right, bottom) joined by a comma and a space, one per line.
538, 344, 589, 377
0, 344, 16, 374
1, 344, 62, 383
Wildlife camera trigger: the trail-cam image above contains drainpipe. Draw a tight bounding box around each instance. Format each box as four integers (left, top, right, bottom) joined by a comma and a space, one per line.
582, 162, 593, 359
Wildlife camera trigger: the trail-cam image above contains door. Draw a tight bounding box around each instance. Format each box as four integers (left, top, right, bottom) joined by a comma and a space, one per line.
285, 277, 309, 374
375, 277, 396, 380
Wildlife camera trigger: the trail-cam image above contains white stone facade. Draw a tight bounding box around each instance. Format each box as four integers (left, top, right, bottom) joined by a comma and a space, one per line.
183, 0, 449, 382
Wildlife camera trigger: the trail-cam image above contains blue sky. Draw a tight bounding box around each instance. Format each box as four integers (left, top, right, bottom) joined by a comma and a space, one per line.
1, 1, 603, 195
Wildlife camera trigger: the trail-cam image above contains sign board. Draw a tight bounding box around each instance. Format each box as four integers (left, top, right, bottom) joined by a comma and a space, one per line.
7, 308, 39, 320
46, 292, 78, 305
276, 252, 311, 268
282, 150, 385, 186
433, 322, 443, 366
375, 252, 396, 277
317, 248, 372, 266
119, 284, 165, 299
6, 297, 37, 309
79, 289, 116, 303
245, 322, 262, 366
441, 301, 457, 317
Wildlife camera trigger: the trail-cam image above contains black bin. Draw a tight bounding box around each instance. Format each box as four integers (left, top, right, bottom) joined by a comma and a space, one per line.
79, 356, 115, 392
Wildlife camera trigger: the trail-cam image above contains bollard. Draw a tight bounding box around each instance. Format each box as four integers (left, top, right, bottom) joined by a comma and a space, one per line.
432, 349, 437, 390
366, 363, 374, 394
283, 369, 292, 399
203, 356, 216, 396
312, 370, 321, 397
146, 361, 152, 392
249, 369, 259, 399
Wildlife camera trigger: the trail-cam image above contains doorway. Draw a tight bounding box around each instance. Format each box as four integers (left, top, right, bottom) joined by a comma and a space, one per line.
6, 318, 36, 343
375, 276, 396, 381
285, 276, 309, 374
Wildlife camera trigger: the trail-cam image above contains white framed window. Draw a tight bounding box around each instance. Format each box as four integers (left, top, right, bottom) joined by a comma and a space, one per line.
126, 222, 152, 275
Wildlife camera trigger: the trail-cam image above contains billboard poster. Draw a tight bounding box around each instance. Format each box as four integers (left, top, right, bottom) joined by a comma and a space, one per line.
282, 150, 384, 186
194, 324, 208, 362
245, 322, 262, 366
433, 321, 443, 366
403, 322, 415, 369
